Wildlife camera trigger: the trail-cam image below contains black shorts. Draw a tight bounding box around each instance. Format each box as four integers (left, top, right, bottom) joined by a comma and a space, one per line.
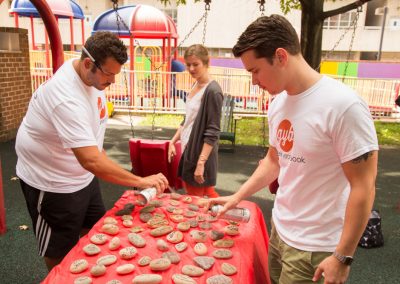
20, 177, 106, 258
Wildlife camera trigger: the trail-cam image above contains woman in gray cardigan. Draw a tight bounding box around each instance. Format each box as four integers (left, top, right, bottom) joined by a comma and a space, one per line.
168, 44, 223, 198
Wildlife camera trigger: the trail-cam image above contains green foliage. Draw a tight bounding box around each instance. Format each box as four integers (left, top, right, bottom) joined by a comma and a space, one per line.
374, 121, 400, 146
280, 0, 301, 15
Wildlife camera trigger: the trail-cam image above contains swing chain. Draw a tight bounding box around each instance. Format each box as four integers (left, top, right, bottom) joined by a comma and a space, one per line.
317, 6, 361, 72
342, 7, 361, 81
258, 0, 265, 16
202, 9, 209, 45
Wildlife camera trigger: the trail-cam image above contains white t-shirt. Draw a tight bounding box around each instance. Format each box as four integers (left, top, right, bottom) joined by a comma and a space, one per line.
268, 76, 379, 252
181, 82, 208, 150
16, 59, 108, 193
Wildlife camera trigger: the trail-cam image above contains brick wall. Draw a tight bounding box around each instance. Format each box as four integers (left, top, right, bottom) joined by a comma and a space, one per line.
0, 27, 31, 142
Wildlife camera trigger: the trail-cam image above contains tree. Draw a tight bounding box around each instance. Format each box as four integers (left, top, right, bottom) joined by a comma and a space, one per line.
159, 0, 372, 70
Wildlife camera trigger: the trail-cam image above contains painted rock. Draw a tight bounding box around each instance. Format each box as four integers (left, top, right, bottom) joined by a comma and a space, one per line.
90, 264, 106, 277
73, 276, 92, 284
149, 258, 172, 271
221, 262, 237, 276
206, 275, 233, 284
116, 263, 135, 275
97, 254, 117, 266
108, 236, 121, 250
119, 246, 137, 260
132, 274, 162, 284
70, 259, 88, 274
212, 249, 233, 259
90, 233, 108, 245
83, 244, 101, 256
193, 256, 215, 270
172, 273, 197, 284
181, 265, 204, 277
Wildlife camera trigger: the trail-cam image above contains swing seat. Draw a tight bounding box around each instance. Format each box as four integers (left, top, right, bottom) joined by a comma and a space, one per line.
219, 95, 239, 152
129, 139, 183, 191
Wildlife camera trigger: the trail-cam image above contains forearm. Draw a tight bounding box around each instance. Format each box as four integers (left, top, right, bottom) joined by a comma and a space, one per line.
336, 185, 375, 255
88, 151, 143, 187
197, 143, 213, 164
170, 126, 182, 144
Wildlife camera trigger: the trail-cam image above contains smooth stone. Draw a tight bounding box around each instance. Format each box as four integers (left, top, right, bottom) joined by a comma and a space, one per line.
147, 218, 169, 228
97, 254, 117, 266
83, 244, 101, 256
199, 222, 212, 230
70, 259, 89, 274
169, 199, 180, 206
106, 281, 122, 284
140, 205, 156, 213
212, 249, 233, 259
132, 274, 162, 284
188, 204, 199, 212
196, 215, 206, 222
172, 274, 197, 284
181, 264, 205, 277
206, 215, 218, 223
213, 239, 234, 248
190, 230, 208, 242
153, 212, 166, 219
100, 224, 119, 235
121, 215, 133, 221
149, 258, 172, 271
116, 263, 135, 275
119, 246, 137, 259
162, 251, 181, 264
175, 242, 188, 252
193, 256, 215, 270
149, 200, 163, 207
194, 243, 208, 255
150, 225, 174, 237
103, 217, 118, 225
221, 262, 237, 276
128, 233, 146, 248
108, 236, 121, 250
224, 225, 239, 236
166, 231, 184, 244
115, 208, 132, 216
182, 196, 193, 203
156, 239, 169, 251
183, 210, 197, 218
210, 230, 225, 241
206, 275, 233, 284
170, 192, 182, 200
74, 276, 92, 284
177, 222, 191, 232
188, 219, 199, 228
90, 264, 106, 277
170, 214, 185, 223
197, 199, 207, 207
140, 212, 153, 223
138, 255, 152, 266
172, 208, 183, 215
90, 233, 108, 245
166, 206, 176, 213
122, 219, 134, 227
130, 226, 145, 233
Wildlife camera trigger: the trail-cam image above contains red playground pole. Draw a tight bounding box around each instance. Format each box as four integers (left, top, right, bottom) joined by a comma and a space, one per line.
30, 0, 64, 72
0, 158, 6, 234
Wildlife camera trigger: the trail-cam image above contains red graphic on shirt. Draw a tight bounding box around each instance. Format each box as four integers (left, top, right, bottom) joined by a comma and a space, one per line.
98, 97, 106, 119
276, 119, 294, 152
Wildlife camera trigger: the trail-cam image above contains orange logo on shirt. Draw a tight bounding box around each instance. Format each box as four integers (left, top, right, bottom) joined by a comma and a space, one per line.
98, 97, 106, 119
276, 119, 294, 152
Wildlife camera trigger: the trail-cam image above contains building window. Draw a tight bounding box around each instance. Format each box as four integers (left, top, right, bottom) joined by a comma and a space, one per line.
323, 11, 357, 29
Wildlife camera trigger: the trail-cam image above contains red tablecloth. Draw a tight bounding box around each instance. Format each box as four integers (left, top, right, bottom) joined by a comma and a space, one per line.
43, 191, 270, 284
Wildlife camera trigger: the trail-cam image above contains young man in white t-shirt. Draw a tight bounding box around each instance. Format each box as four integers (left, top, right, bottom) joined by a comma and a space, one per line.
207, 15, 378, 283
15, 31, 168, 271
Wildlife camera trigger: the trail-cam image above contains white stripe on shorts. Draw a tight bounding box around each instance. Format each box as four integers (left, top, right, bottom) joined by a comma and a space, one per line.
35, 191, 51, 257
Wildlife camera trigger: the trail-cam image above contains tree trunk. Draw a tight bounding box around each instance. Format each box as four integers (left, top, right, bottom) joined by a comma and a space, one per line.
300, 0, 324, 70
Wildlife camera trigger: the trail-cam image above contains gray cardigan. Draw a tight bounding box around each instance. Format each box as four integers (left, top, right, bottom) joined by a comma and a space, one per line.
178, 80, 223, 187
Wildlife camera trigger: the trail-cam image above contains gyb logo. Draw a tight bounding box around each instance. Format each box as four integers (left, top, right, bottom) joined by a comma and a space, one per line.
276, 119, 294, 152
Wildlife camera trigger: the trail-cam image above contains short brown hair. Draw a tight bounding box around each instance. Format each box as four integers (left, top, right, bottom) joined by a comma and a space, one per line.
232, 15, 300, 63
184, 44, 209, 66
81, 31, 127, 66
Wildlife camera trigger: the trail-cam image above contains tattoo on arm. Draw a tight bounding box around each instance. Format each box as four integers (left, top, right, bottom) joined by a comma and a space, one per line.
351, 151, 373, 164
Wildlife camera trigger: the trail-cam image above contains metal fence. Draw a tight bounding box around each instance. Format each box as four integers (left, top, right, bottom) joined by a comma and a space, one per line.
30, 66, 399, 118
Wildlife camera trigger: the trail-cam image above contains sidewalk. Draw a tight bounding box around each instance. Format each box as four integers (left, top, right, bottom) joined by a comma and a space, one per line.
0, 121, 399, 283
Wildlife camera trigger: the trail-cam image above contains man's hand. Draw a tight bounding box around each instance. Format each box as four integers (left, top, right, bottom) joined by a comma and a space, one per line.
204, 195, 241, 217
313, 255, 350, 284
138, 173, 169, 194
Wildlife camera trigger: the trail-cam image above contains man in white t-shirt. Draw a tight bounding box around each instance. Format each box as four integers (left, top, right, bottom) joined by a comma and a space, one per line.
15, 31, 168, 271
207, 15, 378, 284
